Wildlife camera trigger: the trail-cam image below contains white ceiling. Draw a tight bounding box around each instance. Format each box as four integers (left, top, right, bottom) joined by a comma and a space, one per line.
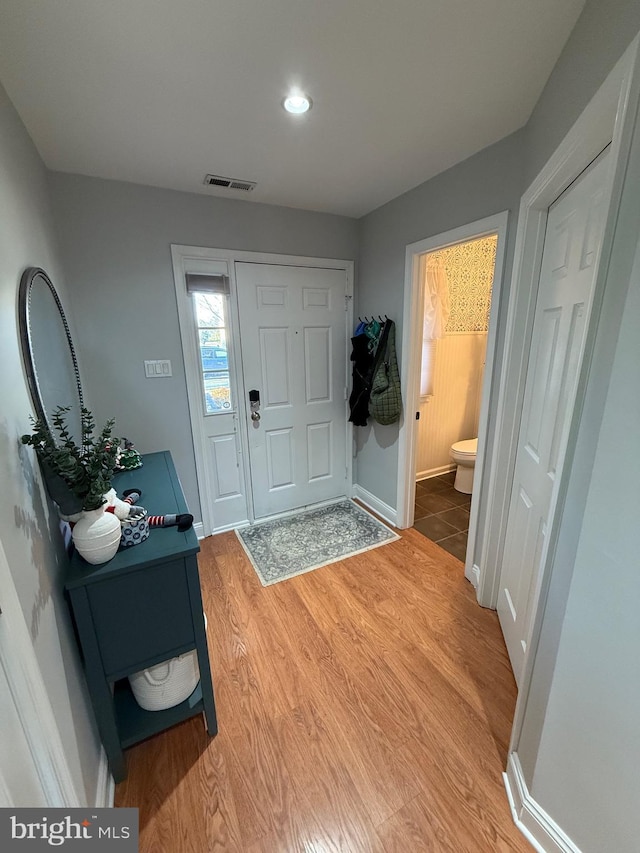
0, 0, 585, 218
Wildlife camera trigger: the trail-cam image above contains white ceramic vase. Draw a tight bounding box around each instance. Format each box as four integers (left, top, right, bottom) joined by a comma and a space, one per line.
72, 506, 121, 565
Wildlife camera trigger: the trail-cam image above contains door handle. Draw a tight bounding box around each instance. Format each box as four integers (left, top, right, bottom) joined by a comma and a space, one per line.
249, 389, 261, 423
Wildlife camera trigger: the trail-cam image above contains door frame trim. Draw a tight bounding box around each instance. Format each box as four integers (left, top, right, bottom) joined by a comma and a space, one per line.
0, 536, 81, 806
171, 246, 354, 535
396, 211, 509, 591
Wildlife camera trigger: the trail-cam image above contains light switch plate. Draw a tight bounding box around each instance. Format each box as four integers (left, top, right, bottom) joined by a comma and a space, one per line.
144, 359, 172, 378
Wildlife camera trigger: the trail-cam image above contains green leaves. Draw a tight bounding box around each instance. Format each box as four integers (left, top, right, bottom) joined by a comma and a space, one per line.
22, 407, 120, 512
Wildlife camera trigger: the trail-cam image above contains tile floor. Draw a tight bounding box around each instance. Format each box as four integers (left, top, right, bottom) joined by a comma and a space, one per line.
413, 471, 471, 562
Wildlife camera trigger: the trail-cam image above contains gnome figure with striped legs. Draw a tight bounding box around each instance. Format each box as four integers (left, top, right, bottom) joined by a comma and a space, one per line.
122, 489, 194, 531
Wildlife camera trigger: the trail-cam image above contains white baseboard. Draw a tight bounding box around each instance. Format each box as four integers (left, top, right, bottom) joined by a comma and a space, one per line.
466, 562, 480, 588
504, 753, 583, 853
94, 749, 115, 807
211, 521, 246, 536
416, 465, 456, 481
193, 521, 205, 540
352, 485, 398, 527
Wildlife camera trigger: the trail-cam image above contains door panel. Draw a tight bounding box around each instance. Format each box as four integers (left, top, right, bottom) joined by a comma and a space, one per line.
304, 327, 332, 402
498, 149, 610, 683
308, 421, 332, 480
266, 428, 295, 490
524, 307, 561, 458
260, 328, 291, 406
236, 262, 348, 518
210, 433, 244, 498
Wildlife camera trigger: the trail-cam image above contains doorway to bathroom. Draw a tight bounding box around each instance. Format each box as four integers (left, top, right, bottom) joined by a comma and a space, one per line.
396, 212, 509, 586
412, 235, 497, 560
413, 234, 498, 562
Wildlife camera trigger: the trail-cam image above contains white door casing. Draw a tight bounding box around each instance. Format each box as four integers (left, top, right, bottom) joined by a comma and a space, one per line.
498, 149, 610, 684
0, 641, 48, 807
0, 536, 80, 806
397, 212, 510, 592
235, 262, 349, 519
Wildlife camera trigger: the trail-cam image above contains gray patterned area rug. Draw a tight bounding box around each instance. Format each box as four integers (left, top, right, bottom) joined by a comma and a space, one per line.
236, 500, 399, 586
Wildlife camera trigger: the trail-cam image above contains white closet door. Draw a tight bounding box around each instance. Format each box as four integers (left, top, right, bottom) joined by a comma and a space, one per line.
498, 149, 610, 684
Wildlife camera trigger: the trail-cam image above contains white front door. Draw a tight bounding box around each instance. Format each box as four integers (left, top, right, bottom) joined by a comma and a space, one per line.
235, 262, 349, 519
498, 149, 610, 684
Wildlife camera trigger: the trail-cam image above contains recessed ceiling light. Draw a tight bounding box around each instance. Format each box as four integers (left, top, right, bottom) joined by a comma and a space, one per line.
282, 93, 312, 114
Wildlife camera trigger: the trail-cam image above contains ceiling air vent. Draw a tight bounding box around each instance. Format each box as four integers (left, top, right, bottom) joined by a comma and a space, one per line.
204, 174, 256, 192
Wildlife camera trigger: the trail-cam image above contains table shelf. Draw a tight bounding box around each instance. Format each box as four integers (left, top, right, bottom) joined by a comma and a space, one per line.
114, 679, 204, 749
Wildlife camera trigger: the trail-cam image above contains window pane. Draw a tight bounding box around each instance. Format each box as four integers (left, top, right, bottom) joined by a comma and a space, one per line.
194, 291, 233, 414
199, 330, 228, 372
203, 371, 232, 414
195, 292, 225, 327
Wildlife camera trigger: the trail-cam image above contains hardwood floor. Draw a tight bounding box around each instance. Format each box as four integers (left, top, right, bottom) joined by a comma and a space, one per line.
115, 526, 531, 852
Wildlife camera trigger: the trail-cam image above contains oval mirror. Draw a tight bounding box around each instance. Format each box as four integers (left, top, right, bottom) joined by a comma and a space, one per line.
18, 267, 84, 444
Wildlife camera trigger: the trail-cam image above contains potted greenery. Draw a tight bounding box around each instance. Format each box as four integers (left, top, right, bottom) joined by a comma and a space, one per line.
22, 407, 123, 564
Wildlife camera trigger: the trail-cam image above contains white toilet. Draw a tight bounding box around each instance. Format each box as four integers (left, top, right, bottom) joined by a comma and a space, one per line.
450, 438, 478, 494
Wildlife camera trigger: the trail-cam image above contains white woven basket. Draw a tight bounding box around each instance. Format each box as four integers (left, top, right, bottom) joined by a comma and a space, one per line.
128, 615, 206, 711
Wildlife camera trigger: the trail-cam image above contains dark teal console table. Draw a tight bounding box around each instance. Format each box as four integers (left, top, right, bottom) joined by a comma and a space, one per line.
65, 451, 217, 783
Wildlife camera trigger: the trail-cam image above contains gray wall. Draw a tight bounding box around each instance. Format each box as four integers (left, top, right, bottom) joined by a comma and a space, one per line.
355, 130, 524, 508
355, 0, 640, 515
525, 0, 640, 185
48, 173, 359, 521
0, 83, 101, 804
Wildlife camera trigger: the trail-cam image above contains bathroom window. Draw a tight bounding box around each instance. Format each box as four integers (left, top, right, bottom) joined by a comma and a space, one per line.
419, 254, 449, 399
419, 237, 496, 400
420, 339, 436, 399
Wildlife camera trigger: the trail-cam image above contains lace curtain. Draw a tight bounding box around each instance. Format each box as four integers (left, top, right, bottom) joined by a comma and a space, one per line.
420, 255, 450, 398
